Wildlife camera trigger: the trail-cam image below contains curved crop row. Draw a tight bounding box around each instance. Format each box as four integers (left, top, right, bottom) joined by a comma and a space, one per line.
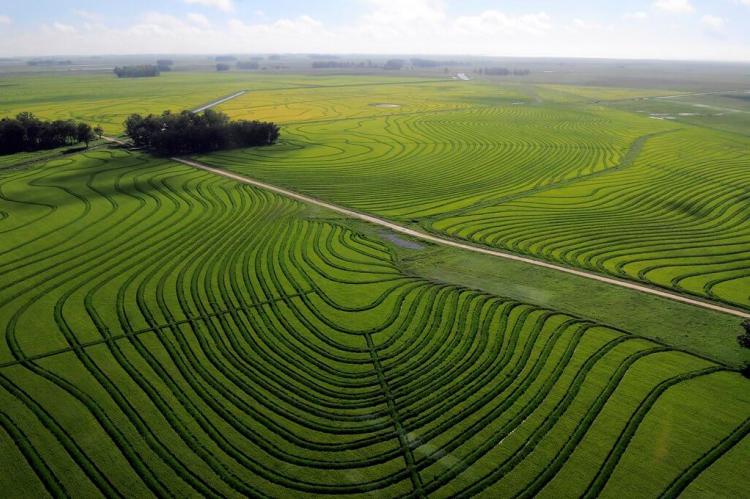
201, 88, 750, 309
0, 149, 747, 497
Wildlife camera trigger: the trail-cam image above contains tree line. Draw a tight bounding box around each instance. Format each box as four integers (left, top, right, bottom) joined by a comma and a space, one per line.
27, 59, 72, 66
0, 113, 101, 155
480, 67, 531, 76
384, 59, 405, 70
156, 59, 174, 72
237, 61, 260, 70
114, 65, 160, 78
124, 109, 279, 156
410, 58, 466, 68
312, 61, 356, 69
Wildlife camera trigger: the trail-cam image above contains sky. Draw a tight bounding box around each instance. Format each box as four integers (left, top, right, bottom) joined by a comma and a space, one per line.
1, 0, 749, 61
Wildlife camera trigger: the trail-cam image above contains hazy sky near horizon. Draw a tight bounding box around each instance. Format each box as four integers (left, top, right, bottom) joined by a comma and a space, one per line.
1, 0, 749, 61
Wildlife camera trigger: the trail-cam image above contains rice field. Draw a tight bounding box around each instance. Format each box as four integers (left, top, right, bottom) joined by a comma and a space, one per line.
1, 70, 749, 497
0, 72, 442, 134
1, 148, 748, 497
195, 79, 750, 309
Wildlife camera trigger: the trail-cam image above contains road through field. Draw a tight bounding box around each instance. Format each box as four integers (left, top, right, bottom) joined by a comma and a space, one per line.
170, 156, 750, 320
191, 90, 247, 113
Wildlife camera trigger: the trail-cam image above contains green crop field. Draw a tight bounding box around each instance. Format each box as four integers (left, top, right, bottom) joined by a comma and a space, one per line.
190, 78, 750, 310
0, 72, 441, 135
1, 68, 749, 498
0, 147, 748, 498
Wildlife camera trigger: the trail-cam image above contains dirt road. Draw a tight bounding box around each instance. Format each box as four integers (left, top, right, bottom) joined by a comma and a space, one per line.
191, 91, 247, 113
172, 157, 750, 320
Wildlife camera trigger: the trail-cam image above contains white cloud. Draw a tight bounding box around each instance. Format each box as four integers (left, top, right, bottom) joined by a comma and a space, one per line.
228, 15, 327, 38
653, 0, 695, 13
701, 14, 726, 30
454, 11, 552, 36
183, 0, 234, 13
0, 15, 11, 25
74, 10, 102, 21
624, 11, 648, 20
52, 22, 77, 34
187, 13, 211, 28
364, 0, 446, 24
1, 2, 748, 61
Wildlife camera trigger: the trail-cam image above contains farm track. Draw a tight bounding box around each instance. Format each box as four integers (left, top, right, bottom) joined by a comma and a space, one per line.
191, 91, 248, 113
173, 156, 750, 320
0, 149, 747, 497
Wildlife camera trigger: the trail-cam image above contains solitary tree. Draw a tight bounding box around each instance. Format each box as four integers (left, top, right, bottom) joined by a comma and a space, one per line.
738, 319, 750, 349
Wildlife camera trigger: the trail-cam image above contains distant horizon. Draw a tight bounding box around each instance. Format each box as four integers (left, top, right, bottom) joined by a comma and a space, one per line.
1, 0, 749, 61
7, 53, 750, 66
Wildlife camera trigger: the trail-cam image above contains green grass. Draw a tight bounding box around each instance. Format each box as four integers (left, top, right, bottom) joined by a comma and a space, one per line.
0, 148, 748, 497
378, 236, 748, 367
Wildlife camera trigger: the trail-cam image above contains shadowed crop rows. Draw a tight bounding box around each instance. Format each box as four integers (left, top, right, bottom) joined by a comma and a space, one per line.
0, 150, 748, 497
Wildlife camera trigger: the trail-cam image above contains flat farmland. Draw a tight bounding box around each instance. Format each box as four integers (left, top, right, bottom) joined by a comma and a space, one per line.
196, 79, 750, 309
0, 147, 748, 497
0, 72, 442, 134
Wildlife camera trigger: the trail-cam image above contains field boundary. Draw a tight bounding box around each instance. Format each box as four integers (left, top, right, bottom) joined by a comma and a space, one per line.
171, 156, 750, 320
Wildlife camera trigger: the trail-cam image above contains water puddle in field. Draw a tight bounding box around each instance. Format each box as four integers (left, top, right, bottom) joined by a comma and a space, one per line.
370, 103, 401, 108
649, 113, 677, 120
381, 233, 424, 250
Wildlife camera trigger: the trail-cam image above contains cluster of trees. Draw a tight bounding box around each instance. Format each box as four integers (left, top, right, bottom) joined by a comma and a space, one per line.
738, 320, 750, 379
27, 59, 72, 66
312, 61, 355, 69
409, 58, 442, 68
383, 59, 405, 70
156, 59, 173, 72
409, 58, 465, 68
312, 60, 374, 69
124, 109, 279, 156
738, 320, 750, 349
216, 63, 231, 72
114, 65, 160, 78
480, 67, 531, 76
308, 54, 340, 60
0, 113, 101, 154
237, 61, 260, 70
